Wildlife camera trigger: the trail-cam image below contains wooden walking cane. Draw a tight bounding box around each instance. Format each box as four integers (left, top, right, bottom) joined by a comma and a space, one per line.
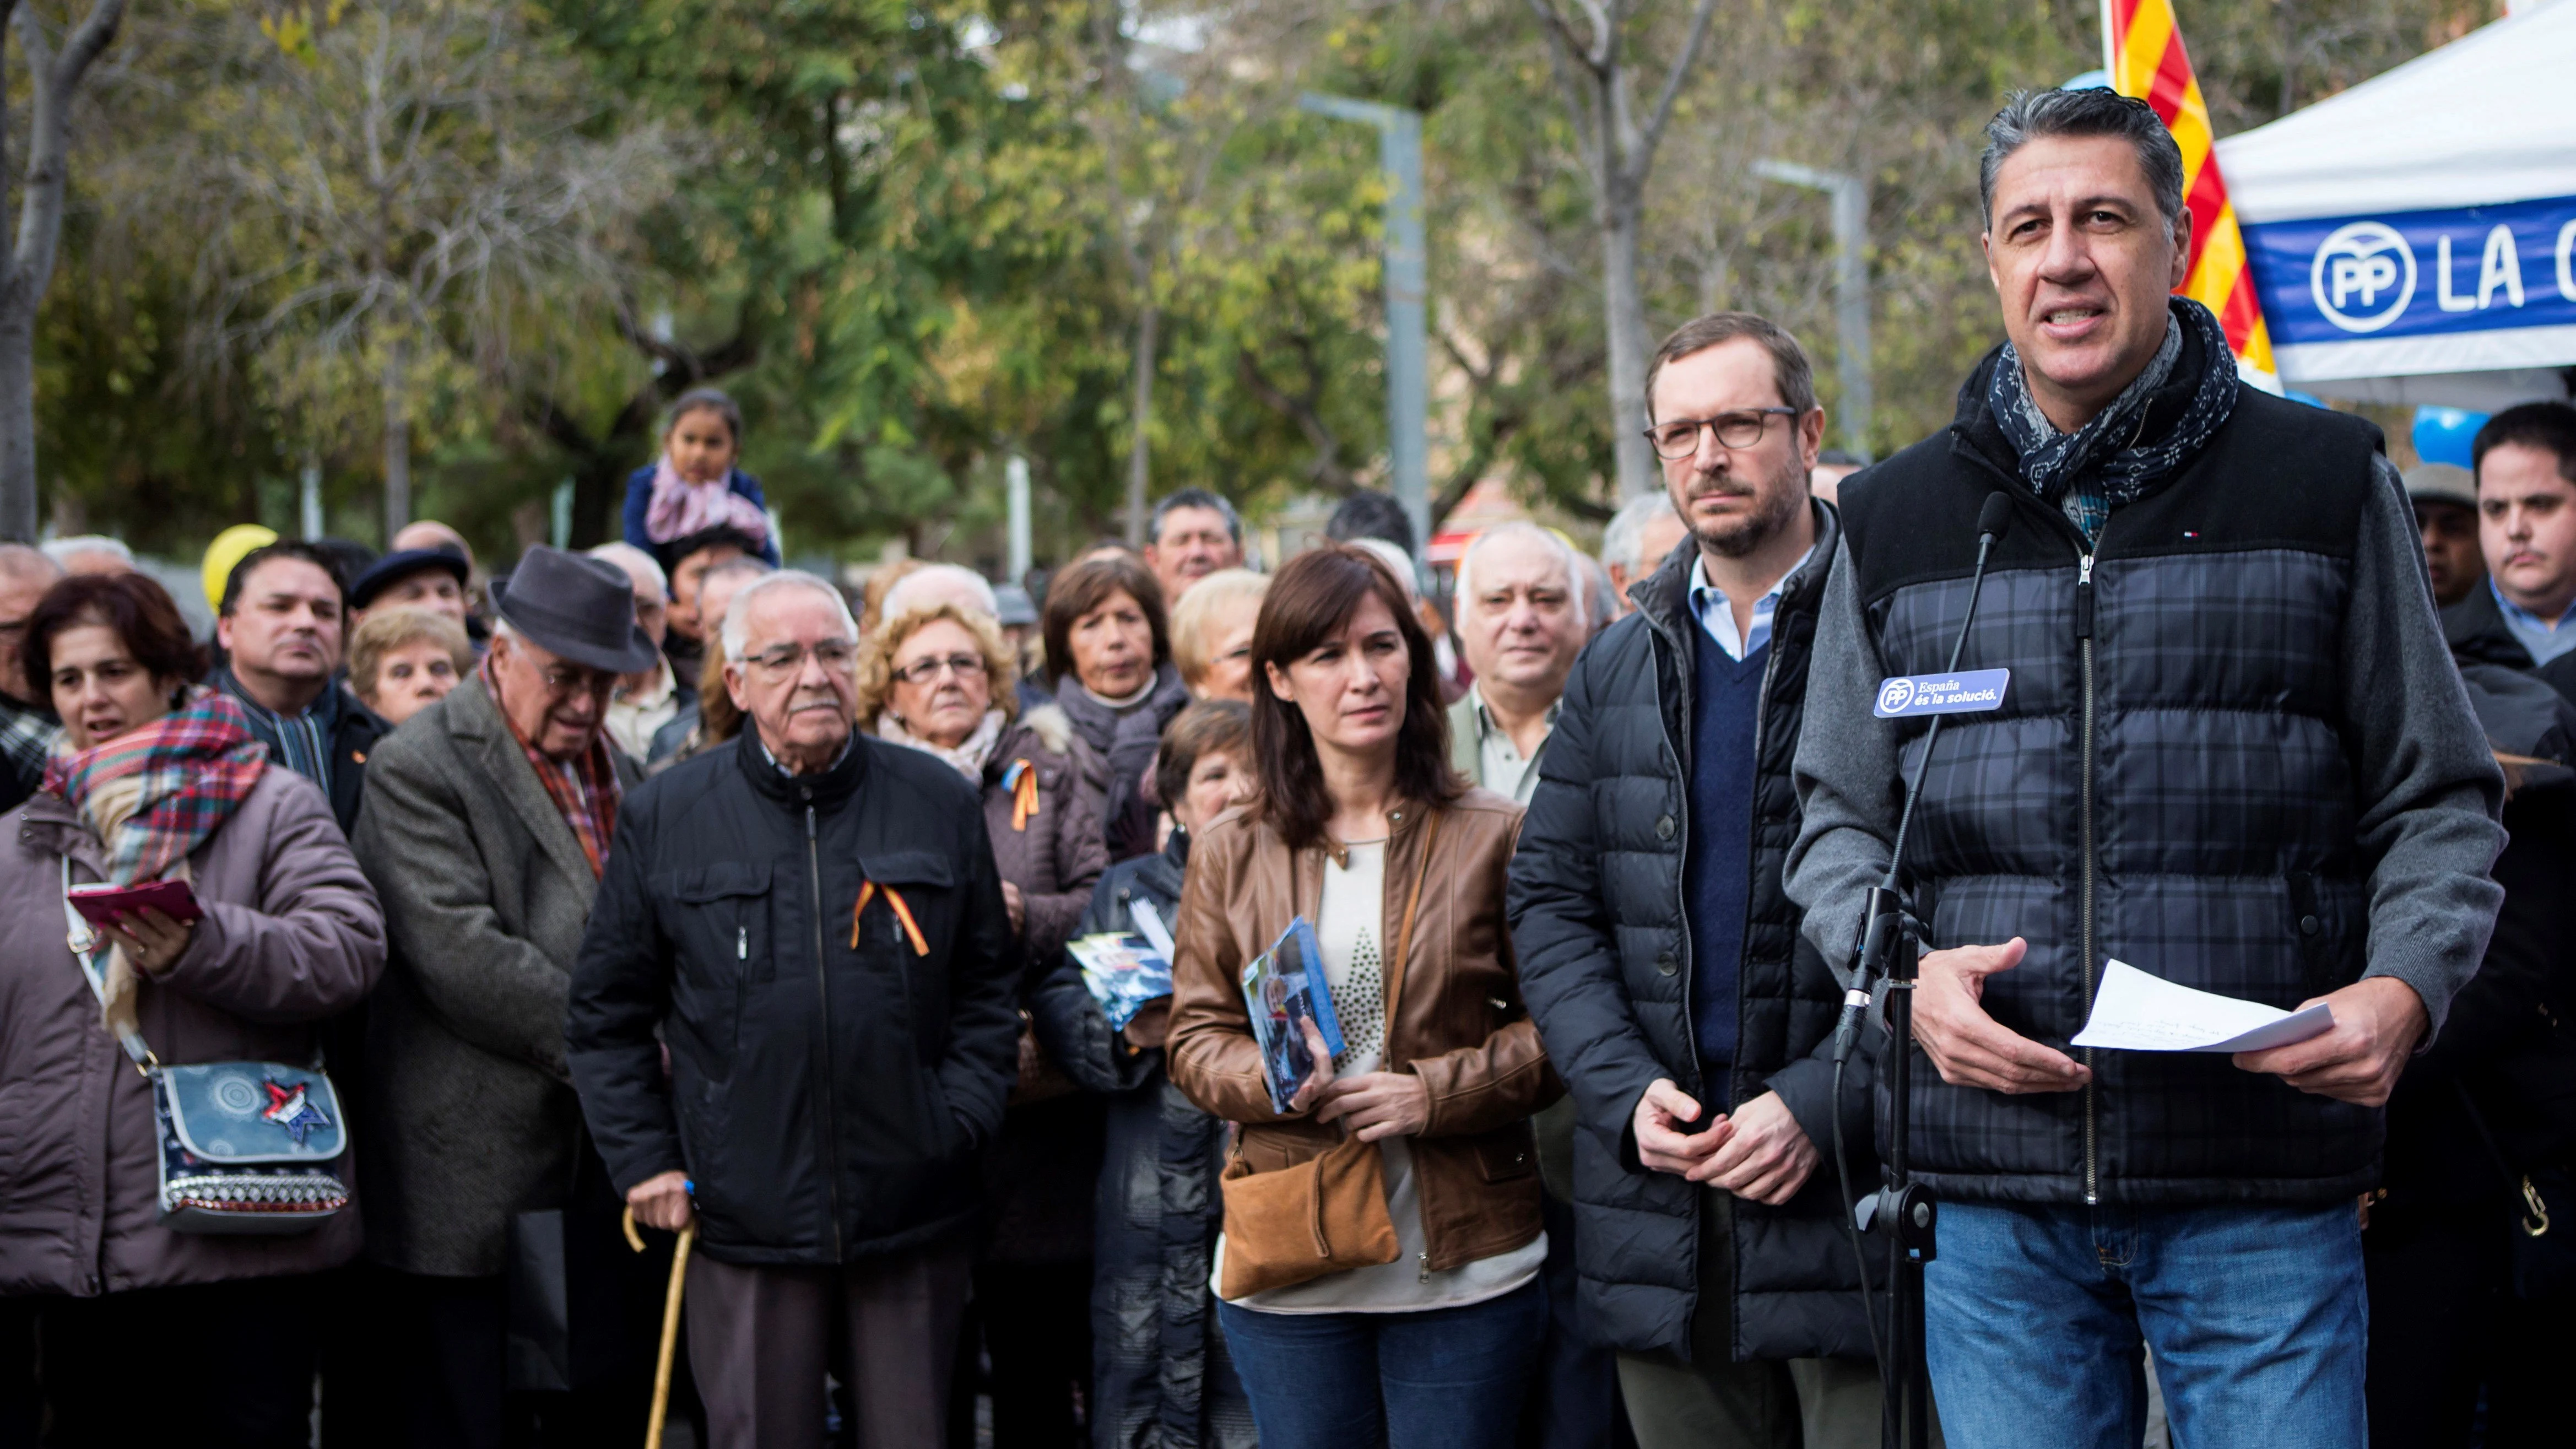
623, 1207, 696, 1449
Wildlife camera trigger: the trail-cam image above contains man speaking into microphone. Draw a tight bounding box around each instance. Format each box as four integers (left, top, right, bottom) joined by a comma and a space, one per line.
1784, 88, 2507, 1448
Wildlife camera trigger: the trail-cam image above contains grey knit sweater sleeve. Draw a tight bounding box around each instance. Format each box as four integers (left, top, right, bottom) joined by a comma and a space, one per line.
1782, 533, 1901, 984
2342, 453, 2505, 1039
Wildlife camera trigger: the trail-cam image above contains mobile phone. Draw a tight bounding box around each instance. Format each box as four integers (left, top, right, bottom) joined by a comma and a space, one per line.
67, 878, 205, 929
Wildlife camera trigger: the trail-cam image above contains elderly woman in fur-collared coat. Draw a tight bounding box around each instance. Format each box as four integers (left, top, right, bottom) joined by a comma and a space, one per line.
861, 602, 1108, 964
861, 598, 1110, 1440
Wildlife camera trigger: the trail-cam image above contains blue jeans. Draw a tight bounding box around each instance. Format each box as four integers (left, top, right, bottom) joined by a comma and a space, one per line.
1218, 1280, 1546, 1449
1925, 1199, 2366, 1449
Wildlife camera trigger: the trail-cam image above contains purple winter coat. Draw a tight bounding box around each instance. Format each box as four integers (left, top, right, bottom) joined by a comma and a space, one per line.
0, 767, 386, 1297
979, 704, 1110, 971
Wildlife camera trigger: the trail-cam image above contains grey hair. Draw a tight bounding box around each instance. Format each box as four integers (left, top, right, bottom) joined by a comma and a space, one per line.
1980, 88, 2186, 230
721, 570, 858, 658
1599, 493, 1679, 573
1150, 487, 1243, 546
879, 562, 998, 620
1456, 522, 1588, 630
42, 534, 134, 569
585, 541, 668, 599
1350, 537, 1420, 602
0, 542, 62, 586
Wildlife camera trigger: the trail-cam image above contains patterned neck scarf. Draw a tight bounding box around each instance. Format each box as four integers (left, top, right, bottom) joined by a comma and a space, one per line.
480, 656, 622, 878
218, 668, 334, 798
876, 708, 1006, 782
44, 690, 269, 1044
641, 456, 770, 552
1988, 296, 2238, 544
0, 691, 58, 792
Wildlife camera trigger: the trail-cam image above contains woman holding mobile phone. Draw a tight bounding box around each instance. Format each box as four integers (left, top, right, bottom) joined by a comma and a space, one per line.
1165, 544, 1560, 1449
0, 571, 385, 1443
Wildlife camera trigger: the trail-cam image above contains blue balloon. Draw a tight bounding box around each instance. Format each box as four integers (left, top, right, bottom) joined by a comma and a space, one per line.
2412, 407, 2488, 469
2061, 69, 2113, 91
2284, 390, 2326, 409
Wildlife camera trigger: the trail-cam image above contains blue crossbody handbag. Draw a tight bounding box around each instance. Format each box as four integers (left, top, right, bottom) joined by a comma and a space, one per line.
62, 858, 350, 1234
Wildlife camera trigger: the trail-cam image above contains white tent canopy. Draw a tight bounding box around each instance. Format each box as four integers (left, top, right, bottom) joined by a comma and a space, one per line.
2215, 1, 2576, 409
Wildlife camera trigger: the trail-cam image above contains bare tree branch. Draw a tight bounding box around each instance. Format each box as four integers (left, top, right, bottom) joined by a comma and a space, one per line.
1633, 0, 1722, 185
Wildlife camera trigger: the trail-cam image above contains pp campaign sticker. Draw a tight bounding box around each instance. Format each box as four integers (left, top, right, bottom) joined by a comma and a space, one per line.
1873, 669, 2010, 718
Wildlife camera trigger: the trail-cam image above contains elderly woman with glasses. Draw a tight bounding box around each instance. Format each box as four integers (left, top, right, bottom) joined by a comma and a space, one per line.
859, 602, 1108, 963
857, 598, 1112, 1441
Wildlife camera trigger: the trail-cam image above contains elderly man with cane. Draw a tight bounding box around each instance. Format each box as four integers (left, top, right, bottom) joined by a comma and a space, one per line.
355, 545, 664, 1447
567, 570, 1022, 1448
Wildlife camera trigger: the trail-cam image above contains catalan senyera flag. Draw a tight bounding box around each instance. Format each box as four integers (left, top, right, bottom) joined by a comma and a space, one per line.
2102, 0, 2278, 387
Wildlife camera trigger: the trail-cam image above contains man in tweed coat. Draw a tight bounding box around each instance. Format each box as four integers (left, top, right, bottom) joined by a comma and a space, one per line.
353, 547, 662, 1447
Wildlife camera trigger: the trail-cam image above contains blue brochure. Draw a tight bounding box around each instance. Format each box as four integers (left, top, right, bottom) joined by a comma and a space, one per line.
1067, 933, 1174, 1031
1240, 917, 1346, 1113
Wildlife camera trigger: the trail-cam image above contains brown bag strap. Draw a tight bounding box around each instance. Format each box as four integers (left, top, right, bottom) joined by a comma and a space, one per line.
1379, 808, 1440, 1040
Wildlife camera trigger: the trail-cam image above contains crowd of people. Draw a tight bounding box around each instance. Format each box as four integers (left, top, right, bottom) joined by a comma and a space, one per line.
1, 85, 2573, 1449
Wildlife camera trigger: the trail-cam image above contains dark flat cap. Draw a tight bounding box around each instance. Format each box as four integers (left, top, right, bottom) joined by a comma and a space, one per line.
350, 547, 470, 611
489, 545, 661, 675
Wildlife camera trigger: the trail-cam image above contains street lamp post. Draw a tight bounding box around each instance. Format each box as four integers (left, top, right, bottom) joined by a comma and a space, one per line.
1300, 93, 1429, 560
1752, 159, 1874, 463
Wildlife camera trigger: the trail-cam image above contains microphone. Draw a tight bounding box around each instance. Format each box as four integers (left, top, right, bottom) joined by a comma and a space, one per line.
1830, 491, 2016, 1065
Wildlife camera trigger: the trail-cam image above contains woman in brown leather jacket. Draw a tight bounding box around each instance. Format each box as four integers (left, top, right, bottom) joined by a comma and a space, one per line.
1167, 544, 1561, 1449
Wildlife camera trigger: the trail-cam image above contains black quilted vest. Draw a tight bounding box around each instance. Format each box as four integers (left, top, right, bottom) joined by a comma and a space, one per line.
1839, 356, 2387, 1206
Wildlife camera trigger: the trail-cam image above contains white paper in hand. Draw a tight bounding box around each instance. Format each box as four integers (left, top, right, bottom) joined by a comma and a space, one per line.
2071, 960, 2335, 1053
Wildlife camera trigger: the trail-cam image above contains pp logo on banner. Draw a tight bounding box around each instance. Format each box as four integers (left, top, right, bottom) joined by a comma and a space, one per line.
2309, 221, 2416, 334
1873, 668, 2011, 719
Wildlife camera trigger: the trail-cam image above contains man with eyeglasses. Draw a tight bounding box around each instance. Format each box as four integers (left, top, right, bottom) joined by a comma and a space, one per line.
569, 571, 1020, 1448
1513, 311, 1889, 1447
353, 545, 668, 1445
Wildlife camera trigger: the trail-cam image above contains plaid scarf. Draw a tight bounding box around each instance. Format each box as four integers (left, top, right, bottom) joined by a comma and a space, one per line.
44, 689, 268, 886
0, 693, 58, 793
45, 691, 268, 1047
1988, 296, 2238, 544
481, 656, 620, 878
217, 668, 334, 799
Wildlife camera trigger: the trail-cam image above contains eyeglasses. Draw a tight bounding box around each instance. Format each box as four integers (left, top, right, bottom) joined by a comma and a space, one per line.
892, 652, 989, 686
1643, 407, 1804, 460
534, 664, 618, 700
744, 640, 859, 677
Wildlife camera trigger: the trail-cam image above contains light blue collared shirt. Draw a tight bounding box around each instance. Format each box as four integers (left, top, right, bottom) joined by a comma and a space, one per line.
1688, 547, 1816, 662
2491, 577, 2576, 666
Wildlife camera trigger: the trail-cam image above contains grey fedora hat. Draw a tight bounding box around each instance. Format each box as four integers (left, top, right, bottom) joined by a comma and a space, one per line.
489, 545, 662, 675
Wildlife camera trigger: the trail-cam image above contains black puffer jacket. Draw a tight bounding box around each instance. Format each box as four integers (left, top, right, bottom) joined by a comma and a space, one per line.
565, 735, 1022, 1266
1029, 830, 1257, 1449
1508, 503, 1879, 1364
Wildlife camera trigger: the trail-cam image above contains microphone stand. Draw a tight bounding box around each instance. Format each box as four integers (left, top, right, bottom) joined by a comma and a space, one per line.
1832, 495, 2012, 1449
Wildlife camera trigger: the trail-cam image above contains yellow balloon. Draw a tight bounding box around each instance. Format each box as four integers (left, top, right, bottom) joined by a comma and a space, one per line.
202, 524, 279, 613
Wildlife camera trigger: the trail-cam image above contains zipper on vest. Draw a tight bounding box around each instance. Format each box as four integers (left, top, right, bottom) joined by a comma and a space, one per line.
808, 802, 845, 1259
1657, 623, 1703, 1082
2075, 553, 2099, 1205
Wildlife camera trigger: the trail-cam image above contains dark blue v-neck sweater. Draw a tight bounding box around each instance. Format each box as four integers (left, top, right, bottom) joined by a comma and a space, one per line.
1686, 619, 1768, 1090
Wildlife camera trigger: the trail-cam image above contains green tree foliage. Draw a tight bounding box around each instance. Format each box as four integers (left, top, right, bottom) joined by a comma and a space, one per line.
29, 0, 2502, 565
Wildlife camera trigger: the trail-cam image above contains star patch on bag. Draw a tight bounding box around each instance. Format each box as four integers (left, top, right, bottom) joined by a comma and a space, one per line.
261, 1077, 333, 1145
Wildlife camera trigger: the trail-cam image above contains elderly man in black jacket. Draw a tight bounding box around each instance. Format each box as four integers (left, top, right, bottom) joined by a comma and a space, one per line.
566, 570, 1020, 1449
1509, 311, 1884, 1449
